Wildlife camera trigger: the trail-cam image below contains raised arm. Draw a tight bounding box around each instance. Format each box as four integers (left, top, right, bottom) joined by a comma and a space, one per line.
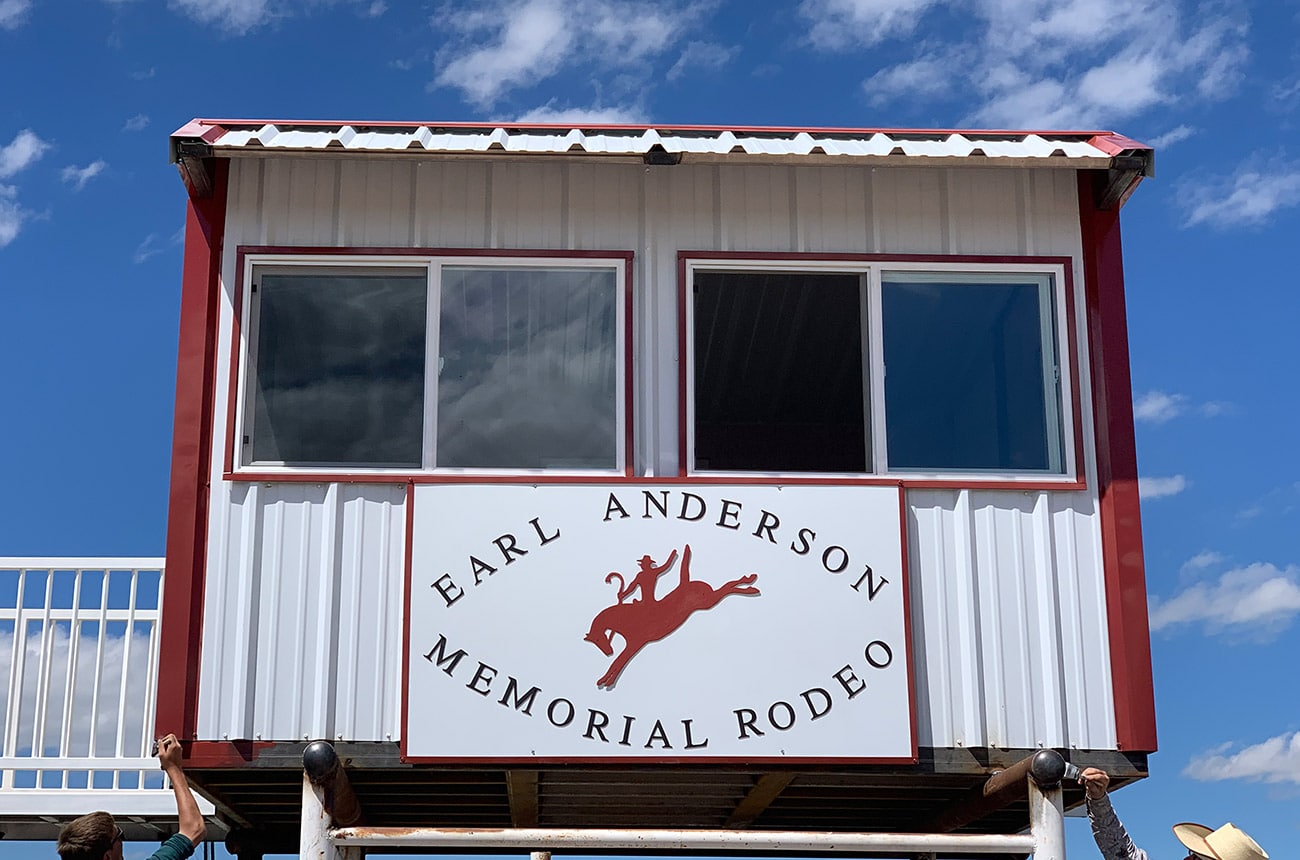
157, 733, 207, 846
1080, 767, 1148, 860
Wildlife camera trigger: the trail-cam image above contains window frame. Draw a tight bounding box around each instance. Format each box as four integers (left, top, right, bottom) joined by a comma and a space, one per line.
679, 253, 1083, 487
227, 247, 635, 480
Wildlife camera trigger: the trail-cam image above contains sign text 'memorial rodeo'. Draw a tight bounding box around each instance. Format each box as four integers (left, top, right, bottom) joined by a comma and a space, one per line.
422, 631, 895, 750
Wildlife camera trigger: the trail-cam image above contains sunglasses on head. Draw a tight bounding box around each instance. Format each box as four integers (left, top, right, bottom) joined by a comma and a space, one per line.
112, 826, 124, 846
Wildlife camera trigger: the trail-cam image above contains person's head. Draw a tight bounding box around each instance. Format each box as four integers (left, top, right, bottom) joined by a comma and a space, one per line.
56, 812, 123, 860
1174, 822, 1268, 860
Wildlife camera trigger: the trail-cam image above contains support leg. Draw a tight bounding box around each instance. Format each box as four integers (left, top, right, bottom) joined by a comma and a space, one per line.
302, 772, 361, 860
1028, 777, 1066, 860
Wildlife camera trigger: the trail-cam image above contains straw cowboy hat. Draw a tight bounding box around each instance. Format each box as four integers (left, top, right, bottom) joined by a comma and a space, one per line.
1173, 822, 1268, 860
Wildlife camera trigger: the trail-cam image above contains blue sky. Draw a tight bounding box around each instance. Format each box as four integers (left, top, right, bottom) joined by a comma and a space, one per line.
2, 0, 1298, 858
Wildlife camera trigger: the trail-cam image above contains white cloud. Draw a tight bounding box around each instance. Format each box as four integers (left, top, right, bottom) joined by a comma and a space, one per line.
1181, 158, 1300, 230
511, 102, 649, 125
434, 0, 573, 106
0, 129, 50, 179
863, 56, 952, 106
168, 0, 272, 34
123, 113, 151, 132
0, 0, 32, 29
61, 160, 108, 191
133, 233, 164, 264
1149, 562, 1300, 638
365, 0, 385, 15
1181, 550, 1225, 573
1150, 125, 1195, 149
1186, 732, 1300, 786
815, 0, 1250, 130
0, 184, 30, 248
1235, 504, 1263, 522
1133, 390, 1186, 423
799, 0, 941, 49
431, 0, 700, 107
1076, 52, 1166, 115
666, 40, 739, 82
1139, 474, 1186, 499
133, 229, 184, 264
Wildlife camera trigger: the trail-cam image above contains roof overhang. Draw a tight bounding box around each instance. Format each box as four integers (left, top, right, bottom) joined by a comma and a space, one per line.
170, 119, 1154, 208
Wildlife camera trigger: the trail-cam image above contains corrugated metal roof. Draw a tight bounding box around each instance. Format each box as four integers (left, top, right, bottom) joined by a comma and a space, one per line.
170, 119, 1153, 174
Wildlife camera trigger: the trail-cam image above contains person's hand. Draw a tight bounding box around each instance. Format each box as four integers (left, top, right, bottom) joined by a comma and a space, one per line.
1079, 767, 1109, 799
156, 733, 183, 771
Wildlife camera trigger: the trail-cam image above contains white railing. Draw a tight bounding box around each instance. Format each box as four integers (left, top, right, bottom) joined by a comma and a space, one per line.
0, 557, 187, 815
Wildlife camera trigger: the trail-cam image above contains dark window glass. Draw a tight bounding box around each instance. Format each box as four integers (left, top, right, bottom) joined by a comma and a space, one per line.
437, 267, 618, 469
693, 271, 867, 472
882, 276, 1062, 472
249, 271, 426, 466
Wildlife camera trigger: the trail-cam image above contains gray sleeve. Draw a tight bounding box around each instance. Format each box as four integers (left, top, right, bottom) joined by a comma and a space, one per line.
1087, 794, 1150, 860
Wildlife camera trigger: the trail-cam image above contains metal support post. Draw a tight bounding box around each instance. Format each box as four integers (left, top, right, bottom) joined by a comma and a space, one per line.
301, 743, 362, 860
301, 770, 340, 860
1027, 753, 1068, 860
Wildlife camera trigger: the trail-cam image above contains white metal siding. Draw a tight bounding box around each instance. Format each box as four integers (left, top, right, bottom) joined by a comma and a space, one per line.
199, 158, 1114, 749
198, 483, 405, 742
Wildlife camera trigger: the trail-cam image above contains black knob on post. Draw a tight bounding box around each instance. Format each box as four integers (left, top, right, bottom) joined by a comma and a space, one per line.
1030, 749, 1067, 786
302, 740, 340, 785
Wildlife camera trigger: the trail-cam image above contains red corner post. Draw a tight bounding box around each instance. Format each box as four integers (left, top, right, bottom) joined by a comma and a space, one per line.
1078, 171, 1157, 753
156, 159, 229, 741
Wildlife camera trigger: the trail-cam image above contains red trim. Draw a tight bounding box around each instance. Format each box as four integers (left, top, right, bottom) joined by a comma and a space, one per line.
1077, 173, 1156, 752
156, 159, 229, 740
234, 245, 630, 259
226, 246, 636, 477
400, 482, 415, 764
184, 740, 275, 767
1086, 133, 1151, 156
398, 754, 919, 765
676, 251, 1087, 484
221, 471, 1086, 491
179, 118, 1145, 140
623, 255, 635, 478
680, 250, 1077, 265
676, 253, 690, 477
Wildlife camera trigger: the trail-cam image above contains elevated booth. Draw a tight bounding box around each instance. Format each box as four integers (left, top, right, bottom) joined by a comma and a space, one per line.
162, 120, 1156, 857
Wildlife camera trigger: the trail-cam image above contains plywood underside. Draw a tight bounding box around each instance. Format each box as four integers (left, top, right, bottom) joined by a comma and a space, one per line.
192, 747, 1147, 855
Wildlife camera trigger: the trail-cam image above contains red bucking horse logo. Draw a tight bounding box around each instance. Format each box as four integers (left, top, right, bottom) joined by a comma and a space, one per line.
583, 544, 760, 689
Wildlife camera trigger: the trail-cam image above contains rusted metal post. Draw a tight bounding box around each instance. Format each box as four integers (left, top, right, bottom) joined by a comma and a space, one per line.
303, 740, 362, 827
301, 769, 338, 860
301, 741, 362, 860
